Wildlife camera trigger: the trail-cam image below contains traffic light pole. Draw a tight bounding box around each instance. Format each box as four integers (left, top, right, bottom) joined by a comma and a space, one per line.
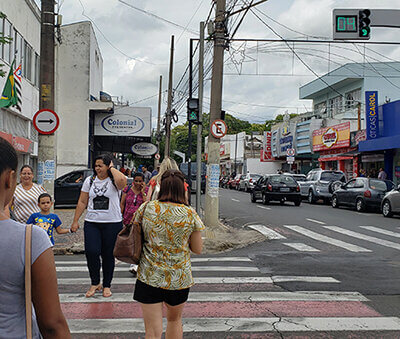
165, 35, 174, 158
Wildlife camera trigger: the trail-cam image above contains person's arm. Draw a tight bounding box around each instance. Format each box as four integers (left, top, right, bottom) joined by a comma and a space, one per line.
109, 162, 127, 190
120, 192, 127, 214
55, 226, 69, 234
32, 248, 71, 338
189, 231, 203, 254
70, 191, 89, 232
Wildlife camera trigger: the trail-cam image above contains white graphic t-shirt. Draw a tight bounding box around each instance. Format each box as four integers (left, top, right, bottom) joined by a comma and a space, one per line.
81, 176, 122, 223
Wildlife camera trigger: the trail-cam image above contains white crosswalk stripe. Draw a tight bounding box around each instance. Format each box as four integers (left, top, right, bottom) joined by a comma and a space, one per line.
283, 242, 320, 252
360, 226, 400, 239
248, 224, 286, 239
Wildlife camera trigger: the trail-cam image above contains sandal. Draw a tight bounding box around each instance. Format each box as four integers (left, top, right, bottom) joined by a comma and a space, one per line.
103, 287, 112, 298
85, 284, 102, 298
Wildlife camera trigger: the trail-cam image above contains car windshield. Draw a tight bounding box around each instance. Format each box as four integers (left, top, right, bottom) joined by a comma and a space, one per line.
251, 174, 261, 179
270, 175, 296, 185
292, 175, 306, 181
369, 179, 394, 191
320, 172, 344, 181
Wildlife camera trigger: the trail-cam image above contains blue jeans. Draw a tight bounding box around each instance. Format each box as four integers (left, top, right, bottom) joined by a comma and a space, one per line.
84, 221, 123, 288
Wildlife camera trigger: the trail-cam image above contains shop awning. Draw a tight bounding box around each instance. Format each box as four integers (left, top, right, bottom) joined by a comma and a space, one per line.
318, 156, 353, 162
358, 135, 400, 152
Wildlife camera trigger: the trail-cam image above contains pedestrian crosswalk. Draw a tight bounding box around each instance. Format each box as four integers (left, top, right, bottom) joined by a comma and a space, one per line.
55, 255, 400, 336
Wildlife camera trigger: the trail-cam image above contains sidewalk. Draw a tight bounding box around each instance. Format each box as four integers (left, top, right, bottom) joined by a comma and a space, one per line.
52, 208, 266, 255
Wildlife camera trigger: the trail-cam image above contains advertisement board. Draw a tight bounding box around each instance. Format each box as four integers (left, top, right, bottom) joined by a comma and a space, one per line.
94, 106, 152, 137
261, 131, 273, 162
365, 91, 379, 140
312, 122, 350, 152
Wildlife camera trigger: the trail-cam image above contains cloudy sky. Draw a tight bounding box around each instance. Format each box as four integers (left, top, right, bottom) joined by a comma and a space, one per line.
36, 0, 400, 126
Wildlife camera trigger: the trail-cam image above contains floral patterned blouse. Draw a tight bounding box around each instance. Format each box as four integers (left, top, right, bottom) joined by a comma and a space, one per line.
134, 200, 205, 290
122, 185, 148, 225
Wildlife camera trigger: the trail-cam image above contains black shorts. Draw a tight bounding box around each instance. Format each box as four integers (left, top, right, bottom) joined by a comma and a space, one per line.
133, 279, 190, 306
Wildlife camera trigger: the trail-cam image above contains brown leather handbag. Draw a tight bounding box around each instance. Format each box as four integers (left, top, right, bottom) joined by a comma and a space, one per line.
113, 202, 148, 264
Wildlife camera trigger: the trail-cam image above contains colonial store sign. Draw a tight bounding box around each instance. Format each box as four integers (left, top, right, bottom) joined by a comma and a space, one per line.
313, 122, 350, 152
131, 142, 157, 156
94, 107, 151, 137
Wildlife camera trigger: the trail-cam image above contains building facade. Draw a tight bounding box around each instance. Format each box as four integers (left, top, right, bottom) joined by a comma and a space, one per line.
0, 0, 41, 172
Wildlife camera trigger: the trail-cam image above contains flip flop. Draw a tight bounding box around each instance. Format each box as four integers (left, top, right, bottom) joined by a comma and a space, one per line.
103, 288, 112, 298
85, 284, 102, 298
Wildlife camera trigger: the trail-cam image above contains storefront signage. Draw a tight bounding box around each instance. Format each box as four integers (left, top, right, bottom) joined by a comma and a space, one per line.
12, 136, 32, 153
313, 122, 350, 152
94, 107, 151, 137
261, 131, 273, 162
365, 91, 379, 140
355, 130, 367, 145
220, 143, 225, 156
280, 135, 293, 153
395, 166, 400, 178
131, 142, 157, 156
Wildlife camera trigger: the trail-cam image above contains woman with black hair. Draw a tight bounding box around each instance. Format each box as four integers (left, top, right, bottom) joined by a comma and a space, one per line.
70, 154, 127, 298
0, 137, 70, 337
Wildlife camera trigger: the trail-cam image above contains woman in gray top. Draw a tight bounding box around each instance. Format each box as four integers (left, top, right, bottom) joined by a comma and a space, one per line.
0, 137, 70, 338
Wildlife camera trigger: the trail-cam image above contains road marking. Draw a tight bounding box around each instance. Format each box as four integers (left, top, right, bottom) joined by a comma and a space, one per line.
325, 226, 400, 251
248, 225, 286, 239
306, 218, 326, 225
283, 225, 372, 253
56, 266, 260, 273
271, 276, 339, 283
59, 291, 368, 303
257, 205, 272, 210
360, 226, 400, 239
283, 242, 320, 252
55, 257, 252, 265
231, 198, 240, 202
67, 317, 400, 333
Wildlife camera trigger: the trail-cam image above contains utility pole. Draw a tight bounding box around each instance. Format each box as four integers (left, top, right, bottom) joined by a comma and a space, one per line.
155, 75, 162, 167
188, 39, 194, 202
196, 22, 205, 213
38, 0, 56, 197
165, 35, 174, 158
204, 0, 226, 228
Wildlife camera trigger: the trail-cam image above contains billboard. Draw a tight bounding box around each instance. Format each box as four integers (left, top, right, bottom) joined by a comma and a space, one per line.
365, 91, 379, 140
94, 106, 152, 137
312, 122, 350, 152
261, 131, 273, 162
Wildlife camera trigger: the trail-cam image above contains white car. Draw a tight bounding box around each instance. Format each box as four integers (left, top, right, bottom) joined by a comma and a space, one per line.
382, 184, 400, 217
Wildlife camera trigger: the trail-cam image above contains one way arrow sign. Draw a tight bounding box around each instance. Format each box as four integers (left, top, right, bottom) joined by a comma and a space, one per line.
33, 109, 60, 135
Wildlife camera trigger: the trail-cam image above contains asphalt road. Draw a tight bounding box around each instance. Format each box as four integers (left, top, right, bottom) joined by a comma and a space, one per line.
214, 187, 400, 317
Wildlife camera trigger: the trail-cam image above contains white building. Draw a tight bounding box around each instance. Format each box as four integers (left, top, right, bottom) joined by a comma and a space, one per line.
55, 21, 113, 177
0, 0, 41, 172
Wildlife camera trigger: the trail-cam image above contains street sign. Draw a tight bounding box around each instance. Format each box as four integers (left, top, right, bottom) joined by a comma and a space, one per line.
287, 156, 295, 164
211, 119, 227, 139
33, 109, 60, 135
154, 153, 160, 160
286, 148, 295, 157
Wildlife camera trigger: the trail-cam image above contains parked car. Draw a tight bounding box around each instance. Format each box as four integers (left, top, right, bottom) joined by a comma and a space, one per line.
54, 169, 94, 207
299, 169, 346, 204
251, 174, 301, 206
239, 173, 261, 192
331, 177, 394, 212
179, 162, 206, 194
229, 174, 241, 190
235, 174, 246, 190
284, 173, 306, 182
381, 184, 400, 217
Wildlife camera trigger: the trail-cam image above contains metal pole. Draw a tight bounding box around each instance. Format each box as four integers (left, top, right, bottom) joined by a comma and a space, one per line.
234, 132, 238, 174
165, 35, 174, 157
196, 22, 205, 213
357, 103, 361, 131
38, 0, 56, 197
155, 75, 162, 167
204, 0, 226, 228
188, 39, 193, 202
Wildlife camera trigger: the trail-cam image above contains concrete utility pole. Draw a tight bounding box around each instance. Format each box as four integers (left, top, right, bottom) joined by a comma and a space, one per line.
164, 35, 174, 158
196, 21, 205, 214
155, 75, 162, 167
204, 0, 226, 228
39, 0, 56, 197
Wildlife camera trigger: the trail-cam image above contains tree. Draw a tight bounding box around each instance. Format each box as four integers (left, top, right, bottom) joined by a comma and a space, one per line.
0, 12, 12, 78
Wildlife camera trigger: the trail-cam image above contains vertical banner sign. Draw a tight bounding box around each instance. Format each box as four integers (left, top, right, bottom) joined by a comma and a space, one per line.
208, 164, 220, 198
261, 131, 273, 162
365, 91, 379, 140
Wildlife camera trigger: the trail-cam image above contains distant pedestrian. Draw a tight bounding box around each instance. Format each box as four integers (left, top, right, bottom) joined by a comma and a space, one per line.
378, 168, 387, 180
70, 154, 127, 298
125, 168, 131, 177
133, 169, 204, 339
359, 169, 366, 177
151, 165, 159, 178
27, 193, 69, 245
142, 165, 152, 184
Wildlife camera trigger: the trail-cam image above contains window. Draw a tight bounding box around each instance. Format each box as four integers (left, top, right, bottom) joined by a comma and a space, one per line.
346, 179, 356, 189
24, 41, 32, 81
345, 88, 361, 109
0, 16, 3, 58
15, 32, 23, 66
64, 172, 84, 184
328, 96, 343, 117
354, 178, 365, 188
34, 53, 40, 87
3, 19, 12, 63
314, 102, 327, 115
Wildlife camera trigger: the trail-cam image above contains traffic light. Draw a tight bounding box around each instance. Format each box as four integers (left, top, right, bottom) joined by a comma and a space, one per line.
359, 9, 371, 38
187, 98, 199, 123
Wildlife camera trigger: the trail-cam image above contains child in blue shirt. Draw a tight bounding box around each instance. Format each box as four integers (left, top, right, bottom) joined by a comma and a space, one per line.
27, 193, 69, 245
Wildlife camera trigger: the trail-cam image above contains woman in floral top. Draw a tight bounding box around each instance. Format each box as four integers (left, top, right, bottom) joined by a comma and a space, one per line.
133, 169, 204, 339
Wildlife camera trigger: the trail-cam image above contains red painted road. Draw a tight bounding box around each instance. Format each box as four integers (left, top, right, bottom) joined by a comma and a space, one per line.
62, 300, 381, 319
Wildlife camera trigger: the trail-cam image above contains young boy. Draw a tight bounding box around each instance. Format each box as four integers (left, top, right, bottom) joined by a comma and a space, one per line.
27, 193, 69, 245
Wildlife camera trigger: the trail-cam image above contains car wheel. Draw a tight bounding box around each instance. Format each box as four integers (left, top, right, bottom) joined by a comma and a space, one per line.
382, 200, 393, 218
251, 192, 257, 203
356, 198, 365, 212
308, 190, 316, 204
332, 195, 339, 208
262, 194, 269, 205
294, 199, 301, 206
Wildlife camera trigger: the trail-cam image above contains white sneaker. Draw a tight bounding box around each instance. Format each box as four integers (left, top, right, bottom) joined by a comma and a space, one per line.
129, 264, 138, 275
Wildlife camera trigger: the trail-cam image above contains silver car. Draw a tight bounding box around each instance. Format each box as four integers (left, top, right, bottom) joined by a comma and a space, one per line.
239, 173, 262, 192
382, 184, 400, 217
